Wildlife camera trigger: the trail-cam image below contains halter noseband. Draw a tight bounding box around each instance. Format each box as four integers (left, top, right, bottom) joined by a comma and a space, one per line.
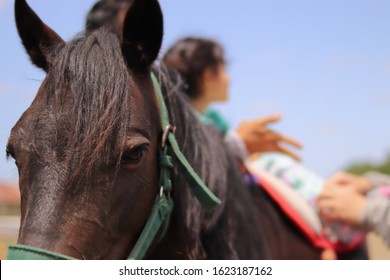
7, 73, 221, 260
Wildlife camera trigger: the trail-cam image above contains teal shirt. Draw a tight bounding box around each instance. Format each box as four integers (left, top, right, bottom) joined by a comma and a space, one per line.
200, 108, 230, 137
197, 108, 248, 160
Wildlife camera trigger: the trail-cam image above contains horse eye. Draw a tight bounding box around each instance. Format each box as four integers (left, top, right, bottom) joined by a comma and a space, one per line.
121, 147, 146, 165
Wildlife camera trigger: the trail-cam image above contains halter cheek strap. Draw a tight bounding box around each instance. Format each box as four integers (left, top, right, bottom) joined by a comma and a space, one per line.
151, 73, 221, 211
7, 73, 221, 260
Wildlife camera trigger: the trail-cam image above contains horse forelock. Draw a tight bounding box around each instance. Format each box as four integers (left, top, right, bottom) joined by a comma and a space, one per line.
30, 30, 132, 186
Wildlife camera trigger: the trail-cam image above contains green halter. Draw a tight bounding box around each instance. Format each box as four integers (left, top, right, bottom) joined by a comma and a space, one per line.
7, 73, 221, 260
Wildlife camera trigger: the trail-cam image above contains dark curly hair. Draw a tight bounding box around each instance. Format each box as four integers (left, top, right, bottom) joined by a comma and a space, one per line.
85, 0, 134, 36
163, 37, 225, 100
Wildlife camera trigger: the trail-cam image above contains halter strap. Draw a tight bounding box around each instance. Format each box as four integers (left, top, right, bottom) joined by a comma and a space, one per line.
151, 73, 221, 211
7, 244, 74, 260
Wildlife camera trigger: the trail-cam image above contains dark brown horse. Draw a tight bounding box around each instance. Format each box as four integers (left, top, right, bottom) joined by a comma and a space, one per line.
7, 0, 367, 259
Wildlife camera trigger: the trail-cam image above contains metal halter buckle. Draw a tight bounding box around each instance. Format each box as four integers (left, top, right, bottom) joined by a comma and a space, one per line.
161, 125, 176, 148
160, 186, 171, 198
160, 186, 164, 198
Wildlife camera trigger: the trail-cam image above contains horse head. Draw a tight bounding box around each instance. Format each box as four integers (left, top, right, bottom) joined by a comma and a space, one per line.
8, 0, 165, 259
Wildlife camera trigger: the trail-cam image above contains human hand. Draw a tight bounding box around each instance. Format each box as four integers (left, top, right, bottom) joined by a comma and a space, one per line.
317, 185, 367, 226
325, 172, 373, 194
235, 114, 302, 161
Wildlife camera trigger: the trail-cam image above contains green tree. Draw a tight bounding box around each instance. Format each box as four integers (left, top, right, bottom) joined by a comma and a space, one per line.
345, 154, 390, 176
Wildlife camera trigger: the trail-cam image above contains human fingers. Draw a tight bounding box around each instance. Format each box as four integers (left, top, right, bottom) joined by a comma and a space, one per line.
253, 128, 302, 150
278, 133, 303, 149
317, 190, 329, 201
255, 114, 282, 126
331, 173, 373, 194
317, 200, 333, 214
275, 144, 301, 162
318, 193, 365, 224
317, 185, 339, 200
323, 178, 340, 191
327, 172, 356, 186
253, 127, 277, 140
317, 199, 337, 219
323, 173, 354, 190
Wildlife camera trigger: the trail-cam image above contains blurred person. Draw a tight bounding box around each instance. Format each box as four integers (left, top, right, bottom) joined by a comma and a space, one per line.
162, 37, 302, 161
318, 171, 390, 247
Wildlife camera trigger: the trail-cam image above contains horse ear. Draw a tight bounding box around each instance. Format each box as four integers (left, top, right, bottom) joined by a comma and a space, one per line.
121, 0, 163, 70
15, 0, 64, 72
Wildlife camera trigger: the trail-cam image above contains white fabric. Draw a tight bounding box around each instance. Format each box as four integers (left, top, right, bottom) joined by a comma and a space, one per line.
246, 162, 323, 235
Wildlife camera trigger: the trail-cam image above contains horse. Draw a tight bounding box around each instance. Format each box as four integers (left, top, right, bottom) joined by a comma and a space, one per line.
7, 0, 367, 259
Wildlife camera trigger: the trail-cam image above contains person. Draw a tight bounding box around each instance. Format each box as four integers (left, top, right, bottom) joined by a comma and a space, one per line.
85, 0, 133, 37
317, 171, 390, 247
162, 37, 302, 161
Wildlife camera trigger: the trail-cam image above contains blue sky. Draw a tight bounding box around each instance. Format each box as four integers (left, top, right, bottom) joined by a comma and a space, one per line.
1, 0, 390, 183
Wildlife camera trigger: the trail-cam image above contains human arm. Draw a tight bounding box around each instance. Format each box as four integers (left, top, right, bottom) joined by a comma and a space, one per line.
318, 174, 390, 247
363, 171, 390, 190
324, 172, 373, 194
324, 171, 390, 195
317, 187, 390, 247
362, 195, 390, 247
